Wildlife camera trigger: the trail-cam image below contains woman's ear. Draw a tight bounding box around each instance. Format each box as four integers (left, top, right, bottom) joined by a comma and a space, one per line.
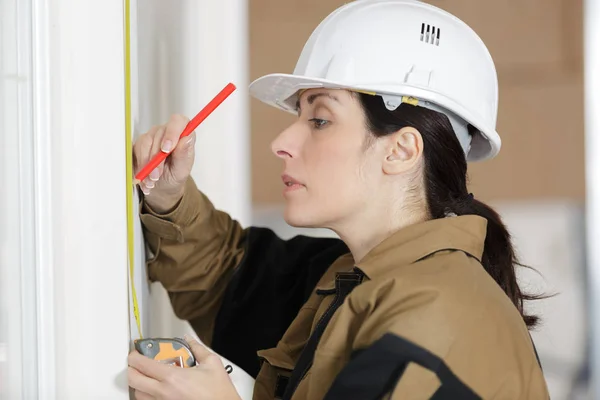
382, 127, 424, 175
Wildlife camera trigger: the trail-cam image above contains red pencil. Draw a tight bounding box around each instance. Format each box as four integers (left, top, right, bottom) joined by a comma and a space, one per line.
134, 82, 237, 184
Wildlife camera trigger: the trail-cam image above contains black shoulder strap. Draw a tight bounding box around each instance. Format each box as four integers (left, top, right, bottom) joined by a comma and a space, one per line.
282, 271, 363, 400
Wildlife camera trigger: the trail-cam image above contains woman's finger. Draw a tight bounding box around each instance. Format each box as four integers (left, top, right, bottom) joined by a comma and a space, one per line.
133, 131, 154, 173
128, 351, 172, 381
127, 366, 160, 395
133, 389, 156, 400
149, 125, 166, 156
146, 126, 168, 183
142, 177, 155, 189
148, 125, 167, 165
149, 167, 160, 182
162, 114, 190, 153
139, 181, 151, 195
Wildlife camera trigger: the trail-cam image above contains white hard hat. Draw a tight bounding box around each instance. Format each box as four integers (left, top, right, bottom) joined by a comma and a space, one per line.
249, 0, 501, 162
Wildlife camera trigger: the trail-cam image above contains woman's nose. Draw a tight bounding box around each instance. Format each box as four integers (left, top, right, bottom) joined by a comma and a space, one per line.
271, 124, 299, 159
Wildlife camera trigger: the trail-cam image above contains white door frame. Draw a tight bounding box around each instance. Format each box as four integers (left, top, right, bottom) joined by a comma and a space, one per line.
34, 0, 131, 398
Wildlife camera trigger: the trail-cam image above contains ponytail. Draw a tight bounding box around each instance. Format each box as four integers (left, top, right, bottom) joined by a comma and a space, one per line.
456, 197, 539, 327
357, 93, 543, 328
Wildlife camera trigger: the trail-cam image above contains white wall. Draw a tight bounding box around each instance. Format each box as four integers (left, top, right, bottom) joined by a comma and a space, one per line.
584, 0, 600, 397
0, 0, 37, 397
498, 201, 587, 400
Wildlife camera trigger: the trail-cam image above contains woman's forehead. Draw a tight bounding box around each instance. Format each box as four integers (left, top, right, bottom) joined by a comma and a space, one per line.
296, 88, 354, 110
299, 87, 349, 99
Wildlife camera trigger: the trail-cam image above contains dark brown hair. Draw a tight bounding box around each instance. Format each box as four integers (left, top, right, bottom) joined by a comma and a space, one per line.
357, 93, 542, 328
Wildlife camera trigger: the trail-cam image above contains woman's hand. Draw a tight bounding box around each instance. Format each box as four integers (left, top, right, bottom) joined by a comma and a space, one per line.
128, 335, 241, 400
132, 114, 196, 213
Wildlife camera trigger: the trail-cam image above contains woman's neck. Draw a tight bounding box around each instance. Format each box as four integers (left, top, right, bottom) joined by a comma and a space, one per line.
332, 204, 429, 264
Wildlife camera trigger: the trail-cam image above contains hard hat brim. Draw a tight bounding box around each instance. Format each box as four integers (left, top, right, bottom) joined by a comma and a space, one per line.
249, 73, 501, 162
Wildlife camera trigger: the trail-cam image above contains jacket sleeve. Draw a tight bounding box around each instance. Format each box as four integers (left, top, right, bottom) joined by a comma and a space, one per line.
140, 177, 247, 345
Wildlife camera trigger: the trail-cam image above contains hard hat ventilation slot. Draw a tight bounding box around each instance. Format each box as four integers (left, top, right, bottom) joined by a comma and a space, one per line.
420, 23, 440, 46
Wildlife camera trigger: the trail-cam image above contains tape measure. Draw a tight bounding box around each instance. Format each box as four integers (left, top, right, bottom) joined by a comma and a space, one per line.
124, 0, 143, 339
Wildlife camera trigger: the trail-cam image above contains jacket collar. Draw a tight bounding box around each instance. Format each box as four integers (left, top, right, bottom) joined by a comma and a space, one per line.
316, 215, 487, 290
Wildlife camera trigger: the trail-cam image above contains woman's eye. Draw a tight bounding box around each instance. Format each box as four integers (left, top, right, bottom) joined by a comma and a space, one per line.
309, 118, 329, 129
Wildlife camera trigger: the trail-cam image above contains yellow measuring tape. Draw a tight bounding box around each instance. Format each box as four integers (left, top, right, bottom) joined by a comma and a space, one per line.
124, 0, 143, 339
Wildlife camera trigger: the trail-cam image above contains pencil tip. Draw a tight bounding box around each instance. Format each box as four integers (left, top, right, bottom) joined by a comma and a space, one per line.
133, 179, 140, 186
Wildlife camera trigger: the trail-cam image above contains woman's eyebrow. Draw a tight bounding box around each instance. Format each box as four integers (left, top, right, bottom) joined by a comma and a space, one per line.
296, 93, 340, 115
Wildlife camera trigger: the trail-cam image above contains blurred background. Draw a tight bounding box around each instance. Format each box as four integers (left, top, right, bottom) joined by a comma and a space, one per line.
0, 0, 595, 398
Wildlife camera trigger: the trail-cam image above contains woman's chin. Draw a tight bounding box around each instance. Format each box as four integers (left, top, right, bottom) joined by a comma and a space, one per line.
283, 204, 319, 228
283, 212, 308, 228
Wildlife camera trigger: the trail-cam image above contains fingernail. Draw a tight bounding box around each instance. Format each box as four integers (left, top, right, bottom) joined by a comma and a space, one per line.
149, 169, 160, 181
142, 187, 150, 195
161, 140, 173, 153
144, 179, 155, 189
186, 137, 194, 146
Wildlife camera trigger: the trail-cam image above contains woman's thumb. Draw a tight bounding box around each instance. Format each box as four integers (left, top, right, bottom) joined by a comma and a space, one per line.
171, 131, 195, 161
184, 335, 214, 364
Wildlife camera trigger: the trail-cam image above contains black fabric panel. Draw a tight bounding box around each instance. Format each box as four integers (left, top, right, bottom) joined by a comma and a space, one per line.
429, 360, 481, 399
323, 333, 481, 400
209, 227, 349, 378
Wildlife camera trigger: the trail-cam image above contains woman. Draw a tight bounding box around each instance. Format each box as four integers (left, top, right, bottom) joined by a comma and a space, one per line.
127, 0, 549, 399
